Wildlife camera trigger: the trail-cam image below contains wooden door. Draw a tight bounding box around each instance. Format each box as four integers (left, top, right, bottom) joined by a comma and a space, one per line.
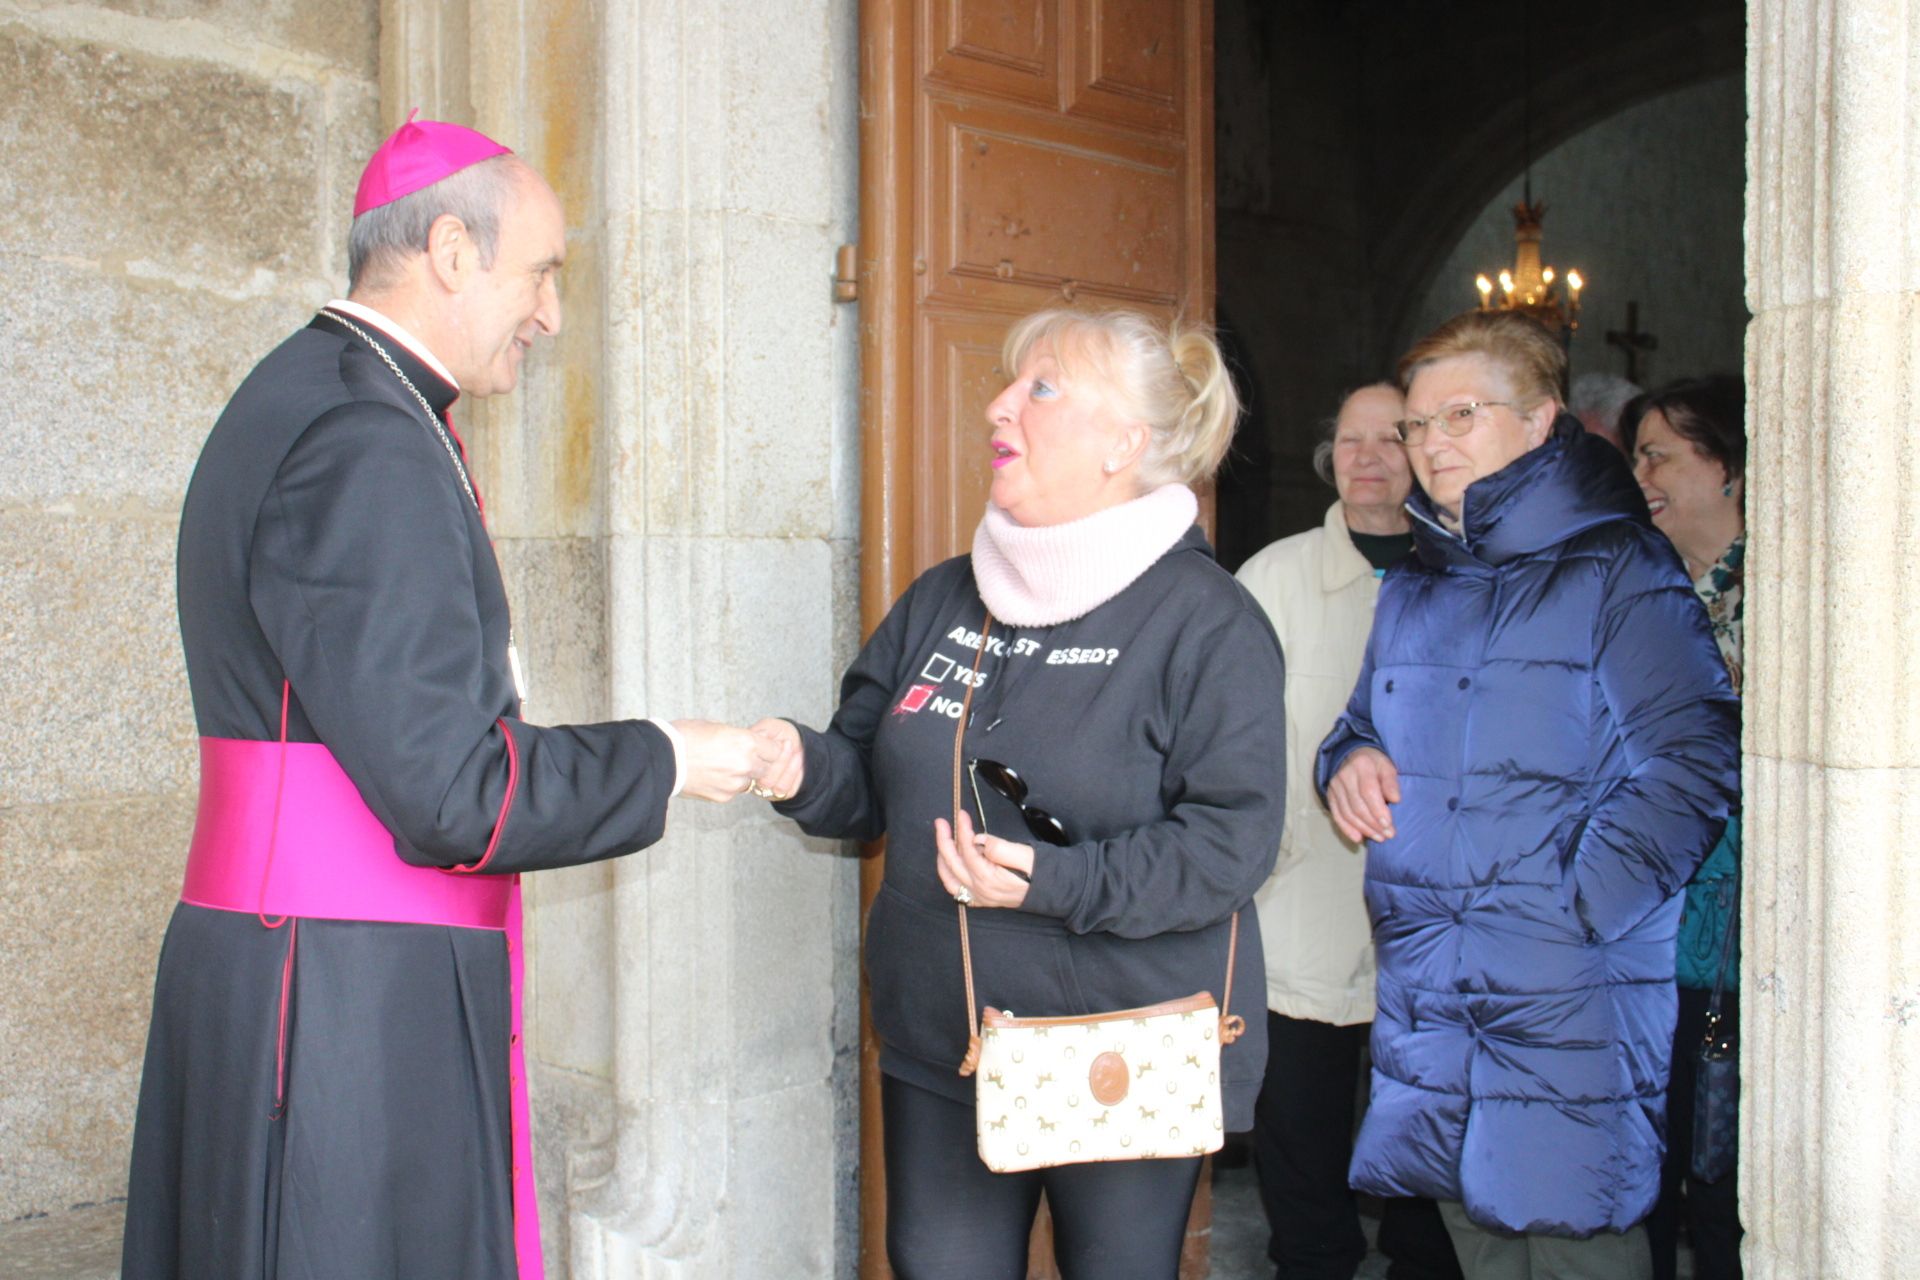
856, 1, 1216, 1276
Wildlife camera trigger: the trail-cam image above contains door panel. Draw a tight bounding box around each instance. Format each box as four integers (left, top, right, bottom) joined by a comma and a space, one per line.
930, 0, 1060, 104
859, 2, 1215, 1275
927, 101, 1187, 309
1069, 0, 1182, 130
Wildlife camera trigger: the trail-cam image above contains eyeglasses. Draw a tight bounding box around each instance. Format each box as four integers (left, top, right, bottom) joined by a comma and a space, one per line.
969, 758, 1070, 847
1393, 400, 1517, 445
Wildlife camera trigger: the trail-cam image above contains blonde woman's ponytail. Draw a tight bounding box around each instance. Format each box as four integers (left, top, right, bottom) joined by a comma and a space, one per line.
1164, 324, 1239, 486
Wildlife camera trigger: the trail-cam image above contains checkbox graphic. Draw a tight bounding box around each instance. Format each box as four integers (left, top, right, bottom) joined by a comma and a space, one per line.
920, 653, 956, 683
895, 684, 936, 715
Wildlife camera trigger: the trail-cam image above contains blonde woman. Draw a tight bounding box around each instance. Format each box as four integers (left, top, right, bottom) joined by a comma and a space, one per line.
754, 309, 1287, 1279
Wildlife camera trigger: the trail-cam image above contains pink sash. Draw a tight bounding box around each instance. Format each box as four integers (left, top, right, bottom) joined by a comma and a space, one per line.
182, 736, 543, 1279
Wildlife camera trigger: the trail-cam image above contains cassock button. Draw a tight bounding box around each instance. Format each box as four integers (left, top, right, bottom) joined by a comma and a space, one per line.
1385, 679, 1395, 693
1447, 797, 1459, 811
1458, 677, 1471, 690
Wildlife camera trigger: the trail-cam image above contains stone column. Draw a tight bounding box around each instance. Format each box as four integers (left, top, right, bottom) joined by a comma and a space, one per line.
1745, 2, 1920, 1273
381, 1, 862, 1274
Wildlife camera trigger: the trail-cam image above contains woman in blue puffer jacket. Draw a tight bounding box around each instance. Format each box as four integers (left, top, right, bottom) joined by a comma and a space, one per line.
1318, 312, 1739, 1279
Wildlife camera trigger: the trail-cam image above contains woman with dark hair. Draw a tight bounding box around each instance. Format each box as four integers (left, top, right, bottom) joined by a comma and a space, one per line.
1320, 312, 1739, 1278
1625, 375, 1747, 1280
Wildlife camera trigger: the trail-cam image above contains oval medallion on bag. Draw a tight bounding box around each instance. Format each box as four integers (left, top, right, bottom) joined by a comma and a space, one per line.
1089, 1051, 1130, 1105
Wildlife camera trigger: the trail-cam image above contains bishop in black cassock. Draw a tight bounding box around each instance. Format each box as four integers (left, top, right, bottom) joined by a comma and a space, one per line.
121, 118, 773, 1280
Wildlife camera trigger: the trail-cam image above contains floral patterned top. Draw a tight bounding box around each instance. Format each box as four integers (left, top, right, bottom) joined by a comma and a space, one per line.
1696, 533, 1744, 694
1675, 532, 1745, 989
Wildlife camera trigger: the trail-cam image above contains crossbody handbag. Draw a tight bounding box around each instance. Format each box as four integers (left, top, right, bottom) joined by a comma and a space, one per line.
948, 613, 1244, 1173
1691, 868, 1740, 1183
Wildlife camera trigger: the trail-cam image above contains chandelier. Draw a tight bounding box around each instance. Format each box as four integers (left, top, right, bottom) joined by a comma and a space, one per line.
1469, 1, 1583, 343
1473, 198, 1583, 339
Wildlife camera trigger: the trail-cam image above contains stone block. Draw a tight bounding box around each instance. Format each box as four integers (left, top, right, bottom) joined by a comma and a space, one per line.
493, 536, 609, 729
526, 859, 616, 1078
0, 1200, 125, 1280
729, 824, 840, 1096
529, 1061, 613, 1276
522, 0, 605, 223
470, 234, 608, 541
1741, 757, 1920, 1274
717, 535, 838, 725
0, 513, 194, 808
726, 1082, 838, 1280
0, 792, 194, 1219
616, 210, 731, 539
612, 533, 836, 725
1814, 296, 1920, 770
0, 251, 311, 507
830, 534, 862, 679
0, 24, 327, 286
633, 0, 729, 216
828, 295, 862, 544
72, 0, 380, 75
1742, 303, 1830, 767
319, 75, 382, 286
615, 209, 845, 541
723, 0, 835, 226
723, 215, 839, 540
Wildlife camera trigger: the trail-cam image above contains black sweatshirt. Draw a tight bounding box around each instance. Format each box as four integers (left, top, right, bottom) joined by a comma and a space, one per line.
778, 527, 1288, 1127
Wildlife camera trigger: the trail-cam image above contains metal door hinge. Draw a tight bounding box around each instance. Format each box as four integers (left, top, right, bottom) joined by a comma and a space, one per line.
833, 243, 858, 303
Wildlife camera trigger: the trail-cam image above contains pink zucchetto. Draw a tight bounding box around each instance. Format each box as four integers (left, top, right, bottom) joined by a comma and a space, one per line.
352, 110, 513, 217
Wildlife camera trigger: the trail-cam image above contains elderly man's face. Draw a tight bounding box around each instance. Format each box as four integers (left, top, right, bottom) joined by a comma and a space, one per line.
1331, 386, 1412, 517
450, 167, 565, 397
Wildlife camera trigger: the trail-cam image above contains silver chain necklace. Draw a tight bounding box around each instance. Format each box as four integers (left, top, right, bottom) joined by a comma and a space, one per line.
321, 308, 528, 704
322, 309, 480, 514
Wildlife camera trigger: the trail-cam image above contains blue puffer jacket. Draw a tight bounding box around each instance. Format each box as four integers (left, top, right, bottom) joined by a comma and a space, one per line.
1316, 419, 1739, 1237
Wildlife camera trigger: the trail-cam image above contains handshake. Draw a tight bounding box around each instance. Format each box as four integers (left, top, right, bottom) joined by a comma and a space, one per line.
669, 717, 807, 804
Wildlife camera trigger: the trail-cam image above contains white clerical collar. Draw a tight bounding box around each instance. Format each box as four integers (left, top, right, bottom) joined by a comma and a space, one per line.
324, 299, 460, 392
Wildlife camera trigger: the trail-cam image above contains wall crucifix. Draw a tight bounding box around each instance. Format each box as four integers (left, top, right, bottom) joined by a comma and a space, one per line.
1606, 301, 1660, 383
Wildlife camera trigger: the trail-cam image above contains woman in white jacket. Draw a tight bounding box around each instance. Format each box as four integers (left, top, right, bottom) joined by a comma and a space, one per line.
1236, 384, 1459, 1280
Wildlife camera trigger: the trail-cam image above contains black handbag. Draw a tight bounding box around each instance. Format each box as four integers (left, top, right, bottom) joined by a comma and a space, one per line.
1690, 872, 1739, 1183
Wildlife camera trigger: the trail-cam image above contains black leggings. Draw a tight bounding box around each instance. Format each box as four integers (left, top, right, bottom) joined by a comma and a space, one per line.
882, 1075, 1204, 1280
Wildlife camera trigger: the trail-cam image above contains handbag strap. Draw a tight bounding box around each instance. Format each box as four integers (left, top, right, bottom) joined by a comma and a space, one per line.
951, 615, 992, 1076
949, 611, 1243, 1079
1702, 865, 1741, 1045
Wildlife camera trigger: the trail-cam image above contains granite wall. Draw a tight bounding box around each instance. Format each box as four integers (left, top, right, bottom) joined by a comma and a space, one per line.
1, 5, 865, 1276
0, 0, 380, 1224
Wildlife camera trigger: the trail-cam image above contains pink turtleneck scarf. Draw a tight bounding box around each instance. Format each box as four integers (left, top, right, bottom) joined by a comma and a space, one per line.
970, 484, 1200, 627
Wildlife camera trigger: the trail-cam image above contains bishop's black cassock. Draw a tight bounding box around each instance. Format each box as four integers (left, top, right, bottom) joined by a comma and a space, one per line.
121, 309, 677, 1279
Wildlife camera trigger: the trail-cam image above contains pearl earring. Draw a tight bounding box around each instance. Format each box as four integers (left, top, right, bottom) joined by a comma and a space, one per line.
1102, 460, 1119, 475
